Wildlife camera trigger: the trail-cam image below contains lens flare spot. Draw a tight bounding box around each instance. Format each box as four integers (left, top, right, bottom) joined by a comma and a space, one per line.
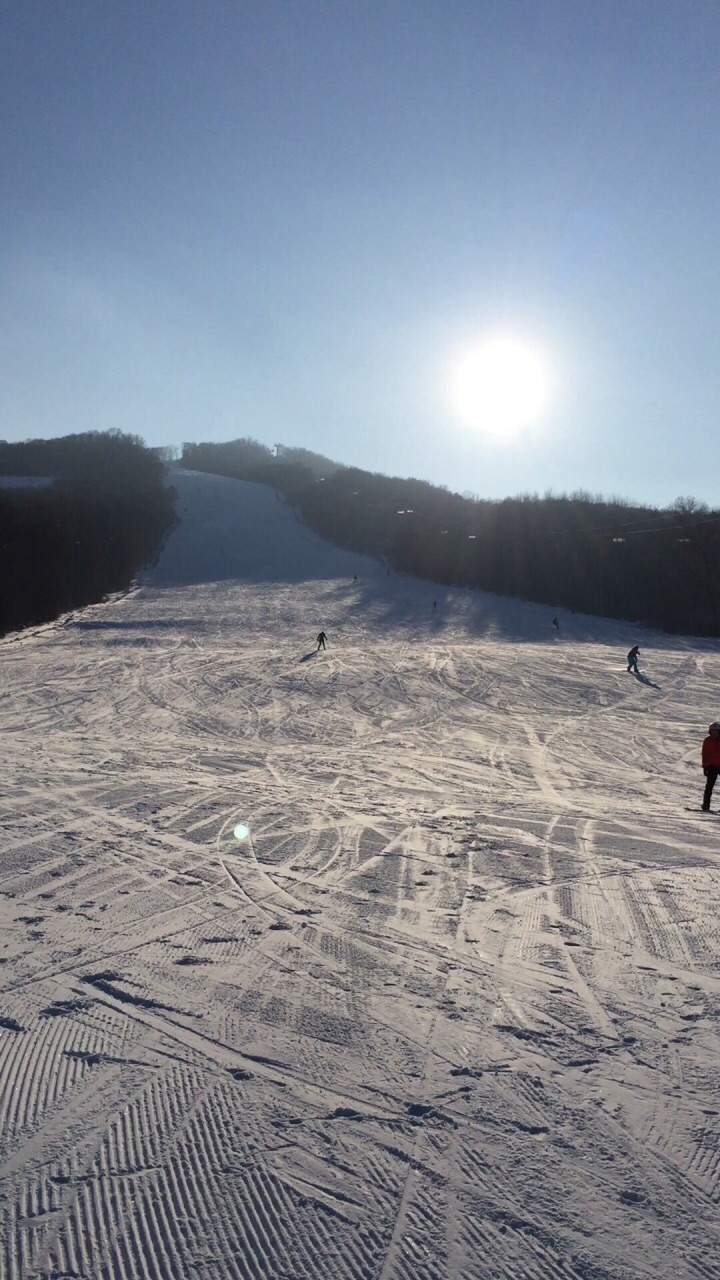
233, 823, 250, 842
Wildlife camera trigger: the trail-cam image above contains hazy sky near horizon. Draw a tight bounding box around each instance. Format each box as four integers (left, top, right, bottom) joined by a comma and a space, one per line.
3, 1, 720, 505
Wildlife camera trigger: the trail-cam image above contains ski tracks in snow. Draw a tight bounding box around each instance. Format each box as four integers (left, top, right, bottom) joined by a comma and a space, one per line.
1, 471, 720, 1278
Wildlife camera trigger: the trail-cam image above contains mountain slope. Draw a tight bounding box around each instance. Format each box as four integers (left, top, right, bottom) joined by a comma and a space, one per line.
0, 468, 719, 1280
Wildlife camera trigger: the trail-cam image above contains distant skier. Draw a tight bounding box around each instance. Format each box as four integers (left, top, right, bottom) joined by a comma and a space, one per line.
701, 722, 720, 811
316, 631, 327, 651
627, 645, 640, 673
432, 600, 437, 612
552, 616, 559, 630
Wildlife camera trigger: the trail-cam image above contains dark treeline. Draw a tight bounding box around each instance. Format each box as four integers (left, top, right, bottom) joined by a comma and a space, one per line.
181, 437, 720, 635
0, 431, 177, 634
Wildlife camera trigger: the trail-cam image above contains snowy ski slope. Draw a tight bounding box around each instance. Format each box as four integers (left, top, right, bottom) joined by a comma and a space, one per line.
1, 467, 720, 1279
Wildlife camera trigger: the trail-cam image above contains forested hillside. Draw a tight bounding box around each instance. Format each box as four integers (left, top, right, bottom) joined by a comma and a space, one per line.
0, 431, 176, 634
181, 437, 720, 635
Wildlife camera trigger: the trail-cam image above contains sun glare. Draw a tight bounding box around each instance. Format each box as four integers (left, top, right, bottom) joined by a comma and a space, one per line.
450, 335, 550, 439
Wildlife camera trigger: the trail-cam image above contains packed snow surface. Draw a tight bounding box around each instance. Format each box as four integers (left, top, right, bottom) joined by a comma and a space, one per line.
2, 468, 720, 1280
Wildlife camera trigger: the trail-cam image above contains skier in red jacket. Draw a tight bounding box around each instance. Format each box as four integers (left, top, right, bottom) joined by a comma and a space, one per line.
701, 723, 720, 811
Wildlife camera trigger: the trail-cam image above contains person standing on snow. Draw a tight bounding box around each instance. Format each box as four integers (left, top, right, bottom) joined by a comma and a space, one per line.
627, 645, 640, 673
316, 631, 327, 651
701, 722, 720, 811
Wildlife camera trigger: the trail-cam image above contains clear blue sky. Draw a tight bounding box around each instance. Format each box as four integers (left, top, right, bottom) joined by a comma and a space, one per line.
3, 1, 720, 505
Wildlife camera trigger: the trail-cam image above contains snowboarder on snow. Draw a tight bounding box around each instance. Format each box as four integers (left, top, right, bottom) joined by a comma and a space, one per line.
627, 645, 640, 673
316, 631, 327, 651
701, 722, 720, 811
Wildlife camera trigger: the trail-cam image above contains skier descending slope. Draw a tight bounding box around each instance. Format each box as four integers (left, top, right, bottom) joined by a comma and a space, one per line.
627, 645, 640, 673
701, 722, 720, 811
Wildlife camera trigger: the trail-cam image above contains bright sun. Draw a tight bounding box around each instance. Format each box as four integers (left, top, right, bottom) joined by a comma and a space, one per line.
450, 335, 550, 439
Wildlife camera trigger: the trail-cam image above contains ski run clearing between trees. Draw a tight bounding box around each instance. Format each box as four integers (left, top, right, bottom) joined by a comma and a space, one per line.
2, 468, 720, 1280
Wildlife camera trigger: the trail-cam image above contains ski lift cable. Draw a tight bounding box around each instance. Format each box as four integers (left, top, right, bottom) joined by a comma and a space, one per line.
596, 511, 720, 538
